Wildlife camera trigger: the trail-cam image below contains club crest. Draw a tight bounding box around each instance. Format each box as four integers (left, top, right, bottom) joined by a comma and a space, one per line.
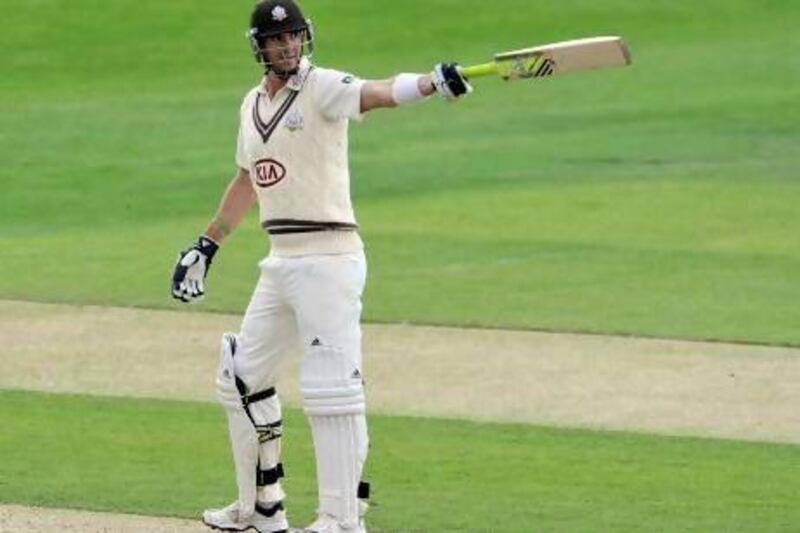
271, 5, 288, 21
284, 109, 304, 131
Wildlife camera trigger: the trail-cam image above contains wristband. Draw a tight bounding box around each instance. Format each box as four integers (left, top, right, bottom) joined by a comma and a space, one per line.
391, 73, 426, 105
197, 235, 219, 260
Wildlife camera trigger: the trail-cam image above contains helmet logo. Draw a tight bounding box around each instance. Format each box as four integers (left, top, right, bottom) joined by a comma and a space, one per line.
271, 5, 288, 21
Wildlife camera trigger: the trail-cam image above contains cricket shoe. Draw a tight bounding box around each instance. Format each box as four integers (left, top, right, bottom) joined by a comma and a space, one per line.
202, 500, 289, 532
290, 513, 365, 533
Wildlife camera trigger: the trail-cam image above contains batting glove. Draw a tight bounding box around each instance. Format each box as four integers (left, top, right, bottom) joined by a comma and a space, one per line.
171, 235, 219, 303
431, 62, 473, 101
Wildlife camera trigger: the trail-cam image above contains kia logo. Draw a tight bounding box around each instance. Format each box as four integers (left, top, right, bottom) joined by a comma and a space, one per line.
254, 158, 286, 188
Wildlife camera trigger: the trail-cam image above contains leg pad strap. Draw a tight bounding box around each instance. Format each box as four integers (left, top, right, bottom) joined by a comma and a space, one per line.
257, 463, 285, 486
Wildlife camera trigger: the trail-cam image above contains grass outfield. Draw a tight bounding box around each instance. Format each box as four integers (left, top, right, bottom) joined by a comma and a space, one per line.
1, 389, 799, 531
1, 0, 799, 343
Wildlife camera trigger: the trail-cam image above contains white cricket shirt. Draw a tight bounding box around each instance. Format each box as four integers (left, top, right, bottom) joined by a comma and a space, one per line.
236, 58, 366, 256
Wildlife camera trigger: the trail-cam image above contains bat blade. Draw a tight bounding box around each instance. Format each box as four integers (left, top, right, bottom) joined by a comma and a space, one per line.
462, 36, 632, 81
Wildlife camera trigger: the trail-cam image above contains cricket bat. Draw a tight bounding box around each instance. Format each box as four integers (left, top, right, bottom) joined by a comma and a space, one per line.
460, 36, 631, 81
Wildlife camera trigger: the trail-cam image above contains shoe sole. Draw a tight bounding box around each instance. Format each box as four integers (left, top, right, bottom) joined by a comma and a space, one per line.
202, 517, 287, 533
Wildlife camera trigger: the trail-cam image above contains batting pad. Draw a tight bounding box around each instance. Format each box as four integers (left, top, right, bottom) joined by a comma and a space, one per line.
307, 412, 368, 528
301, 343, 368, 527
216, 333, 286, 516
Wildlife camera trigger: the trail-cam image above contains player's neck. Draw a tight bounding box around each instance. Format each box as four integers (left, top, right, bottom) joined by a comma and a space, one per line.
265, 74, 288, 99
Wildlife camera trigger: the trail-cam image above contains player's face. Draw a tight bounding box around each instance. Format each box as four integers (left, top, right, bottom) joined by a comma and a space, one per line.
263, 30, 304, 72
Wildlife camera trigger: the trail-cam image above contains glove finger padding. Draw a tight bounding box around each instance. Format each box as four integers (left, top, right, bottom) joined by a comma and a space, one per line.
196, 278, 205, 297
178, 283, 193, 303
171, 281, 184, 299
189, 280, 205, 303
171, 258, 189, 297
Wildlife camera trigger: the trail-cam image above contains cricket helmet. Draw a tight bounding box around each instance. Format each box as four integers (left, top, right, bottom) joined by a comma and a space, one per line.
248, 0, 314, 73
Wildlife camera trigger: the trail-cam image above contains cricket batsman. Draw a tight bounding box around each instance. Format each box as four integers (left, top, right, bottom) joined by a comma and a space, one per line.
170, 1, 471, 531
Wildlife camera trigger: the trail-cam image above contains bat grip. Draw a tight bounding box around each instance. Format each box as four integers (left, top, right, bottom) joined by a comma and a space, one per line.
459, 62, 497, 79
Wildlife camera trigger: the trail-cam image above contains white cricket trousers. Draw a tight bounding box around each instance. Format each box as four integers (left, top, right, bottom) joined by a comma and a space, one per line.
231, 249, 369, 527
232, 250, 367, 401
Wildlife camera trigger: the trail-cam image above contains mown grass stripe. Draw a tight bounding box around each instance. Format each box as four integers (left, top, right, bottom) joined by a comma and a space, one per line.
1, 389, 798, 531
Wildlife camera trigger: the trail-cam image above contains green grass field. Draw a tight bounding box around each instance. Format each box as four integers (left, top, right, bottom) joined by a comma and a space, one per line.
3, 390, 799, 531
1, 0, 799, 344
2, 0, 800, 530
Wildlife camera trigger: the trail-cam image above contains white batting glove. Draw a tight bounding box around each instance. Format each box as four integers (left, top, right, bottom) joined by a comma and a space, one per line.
431, 62, 473, 101
171, 235, 219, 303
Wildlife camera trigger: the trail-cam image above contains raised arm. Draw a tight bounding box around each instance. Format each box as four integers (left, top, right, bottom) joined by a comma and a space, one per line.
360, 63, 473, 113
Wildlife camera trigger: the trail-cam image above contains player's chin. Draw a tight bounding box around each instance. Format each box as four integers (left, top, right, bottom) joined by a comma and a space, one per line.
278, 57, 299, 71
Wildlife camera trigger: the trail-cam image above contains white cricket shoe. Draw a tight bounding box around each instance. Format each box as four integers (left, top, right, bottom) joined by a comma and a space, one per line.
202, 500, 289, 532
291, 513, 365, 533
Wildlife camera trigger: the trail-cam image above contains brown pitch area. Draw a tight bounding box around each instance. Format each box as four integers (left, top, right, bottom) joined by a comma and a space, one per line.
2, 299, 799, 443
0, 504, 206, 532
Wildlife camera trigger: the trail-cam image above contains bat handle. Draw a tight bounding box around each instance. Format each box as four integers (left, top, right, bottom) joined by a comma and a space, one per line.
459, 62, 497, 79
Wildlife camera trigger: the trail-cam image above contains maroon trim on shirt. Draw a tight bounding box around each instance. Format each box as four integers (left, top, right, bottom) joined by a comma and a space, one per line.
261, 219, 359, 235
252, 90, 299, 144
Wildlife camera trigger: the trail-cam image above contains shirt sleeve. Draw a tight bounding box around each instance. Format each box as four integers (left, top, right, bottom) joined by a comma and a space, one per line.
235, 124, 249, 170
313, 67, 366, 122
235, 94, 251, 170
